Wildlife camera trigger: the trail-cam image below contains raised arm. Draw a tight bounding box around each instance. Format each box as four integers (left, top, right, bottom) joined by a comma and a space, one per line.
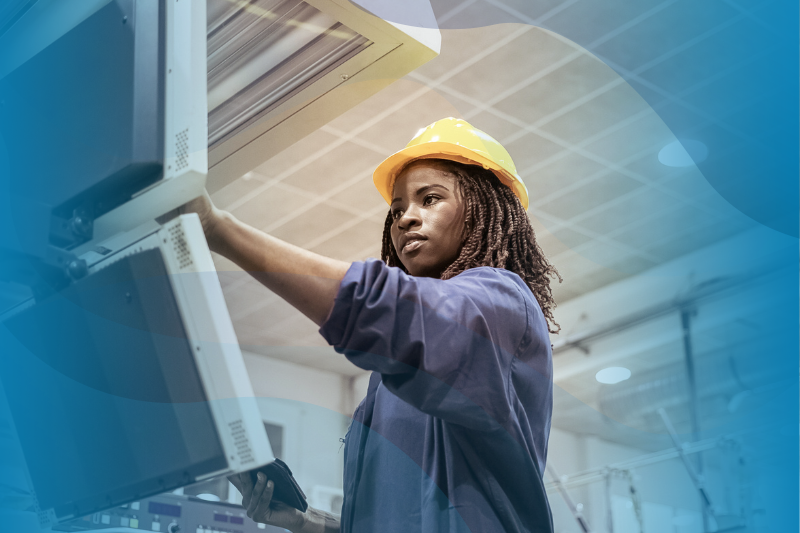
183, 193, 350, 326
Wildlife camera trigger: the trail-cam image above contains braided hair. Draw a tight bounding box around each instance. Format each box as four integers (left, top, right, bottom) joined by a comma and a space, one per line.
380, 159, 562, 334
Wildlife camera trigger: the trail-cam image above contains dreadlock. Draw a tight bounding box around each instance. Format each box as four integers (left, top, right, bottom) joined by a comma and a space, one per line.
380, 159, 562, 334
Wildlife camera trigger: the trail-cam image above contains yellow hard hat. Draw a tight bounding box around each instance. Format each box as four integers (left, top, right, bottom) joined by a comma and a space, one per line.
372, 117, 529, 209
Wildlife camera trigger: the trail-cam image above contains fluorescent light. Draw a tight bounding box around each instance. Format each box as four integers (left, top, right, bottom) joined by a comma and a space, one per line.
595, 367, 631, 384
658, 139, 708, 167
207, 0, 371, 147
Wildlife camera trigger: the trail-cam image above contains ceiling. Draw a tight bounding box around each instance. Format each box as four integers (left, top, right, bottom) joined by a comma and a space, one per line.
211, 0, 756, 377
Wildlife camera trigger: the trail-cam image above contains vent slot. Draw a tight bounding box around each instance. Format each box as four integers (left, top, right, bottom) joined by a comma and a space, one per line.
207, 0, 371, 147
168, 223, 193, 271
229, 419, 255, 465
175, 128, 189, 171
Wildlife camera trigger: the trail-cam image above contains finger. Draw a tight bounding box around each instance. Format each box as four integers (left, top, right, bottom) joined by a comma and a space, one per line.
247, 472, 267, 518
227, 474, 243, 493
240, 472, 256, 508
252, 479, 275, 521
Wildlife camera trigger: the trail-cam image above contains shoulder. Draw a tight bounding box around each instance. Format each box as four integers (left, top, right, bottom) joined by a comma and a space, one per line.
449, 266, 537, 311
440, 266, 540, 340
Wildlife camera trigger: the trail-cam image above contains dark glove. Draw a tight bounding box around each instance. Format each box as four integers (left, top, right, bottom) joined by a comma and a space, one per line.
250, 458, 308, 513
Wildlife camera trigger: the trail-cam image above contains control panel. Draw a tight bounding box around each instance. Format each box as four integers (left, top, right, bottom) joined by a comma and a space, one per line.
53, 493, 287, 533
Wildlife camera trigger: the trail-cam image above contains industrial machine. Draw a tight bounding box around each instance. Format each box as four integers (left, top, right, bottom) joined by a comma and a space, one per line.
1, 214, 275, 527
53, 492, 284, 533
0, 0, 438, 530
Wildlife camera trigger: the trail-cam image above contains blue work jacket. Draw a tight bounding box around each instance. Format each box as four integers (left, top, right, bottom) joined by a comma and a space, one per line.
319, 259, 554, 533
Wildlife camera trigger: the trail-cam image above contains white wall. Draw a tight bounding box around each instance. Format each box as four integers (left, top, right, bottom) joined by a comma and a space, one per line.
243, 351, 363, 510
548, 428, 716, 533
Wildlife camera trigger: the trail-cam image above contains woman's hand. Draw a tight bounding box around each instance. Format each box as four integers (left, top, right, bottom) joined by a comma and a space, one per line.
180, 189, 349, 326
181, 191, 227, 251
228, 472, 306, 532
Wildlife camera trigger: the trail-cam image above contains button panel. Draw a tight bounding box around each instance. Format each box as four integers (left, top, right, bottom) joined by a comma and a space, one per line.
54, 493, 285, 533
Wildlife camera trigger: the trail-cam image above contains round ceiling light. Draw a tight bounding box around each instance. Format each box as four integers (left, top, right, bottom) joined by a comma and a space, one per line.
595, 367, 632, 384
658, 139, 708, 167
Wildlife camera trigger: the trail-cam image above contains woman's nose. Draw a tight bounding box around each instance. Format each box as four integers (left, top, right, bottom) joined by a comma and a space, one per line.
397, 206, 421, 230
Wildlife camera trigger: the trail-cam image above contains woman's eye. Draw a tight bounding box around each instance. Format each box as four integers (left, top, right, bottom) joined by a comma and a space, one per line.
423, 195, 440, 206
392, 210, 403, 220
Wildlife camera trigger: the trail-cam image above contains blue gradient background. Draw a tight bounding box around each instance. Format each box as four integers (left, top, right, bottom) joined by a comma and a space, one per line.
1, 1, 797, 532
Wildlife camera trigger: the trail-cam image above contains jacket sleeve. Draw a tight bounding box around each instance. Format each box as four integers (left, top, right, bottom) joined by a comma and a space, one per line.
319, 259, 533, 430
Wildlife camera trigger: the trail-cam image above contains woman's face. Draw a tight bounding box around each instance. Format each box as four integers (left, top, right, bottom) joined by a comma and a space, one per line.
390, 161, 465, 278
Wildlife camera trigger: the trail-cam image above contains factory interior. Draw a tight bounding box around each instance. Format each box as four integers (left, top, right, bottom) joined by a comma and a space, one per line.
0, 1, 795, 533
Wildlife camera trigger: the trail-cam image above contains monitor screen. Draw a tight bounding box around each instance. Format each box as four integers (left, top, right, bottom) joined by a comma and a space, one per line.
0, 248, 227, 520
0, 0, 164, 250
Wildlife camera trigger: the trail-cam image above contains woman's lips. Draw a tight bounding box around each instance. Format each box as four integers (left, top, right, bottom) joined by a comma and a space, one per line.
403, 239, 425, 253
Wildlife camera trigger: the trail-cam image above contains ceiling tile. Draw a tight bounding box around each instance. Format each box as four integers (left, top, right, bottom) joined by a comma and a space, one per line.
542, 0, 668, 45
636, 18, 773, 97
282, 140, 383, 197
465, 109, 524, 143
549, 248, 603, 281
505, 131, 567, 176
497, 0, 581, 21
236, 296, 294, 330
613, 212, 691, 251
625, 77, 669, 110
211, 175, 270, 210
645, 99, 708, 139
571, 238, 641, 267
573, 187, 683, 234
222, 278, 273, 313
534, 227, 581, 258
431, 0, 471, 21
327, 175, 387, 213
413, 24, 518, 80
696, 191, 756, 225
228, 185, 309, 230
493, 53, 621, 126
353, 88, 471, 153
234, 325, 268, 348
590, 0, 739, 73
552, 226, 594, 249
642, 218, 744, 262
442, 26, 577, 103
263, 313, 328, 347
439, 1, 526, 29
582, 110, 675, 164
328, 79, 470, 136
525, 152, 610, 203
537, 82, 652, 145
251, 129, 339, 180
606, 254, 658, 275
350, 245, 383, 262
608, 203, 713, 249
575, 264, 630, 293
309, 217, 385, 261
269, 204, 356, 248
212, 252, 242, 273
623, 152, 698, 184
551, 283, 583, 303
536, 171, 644, 220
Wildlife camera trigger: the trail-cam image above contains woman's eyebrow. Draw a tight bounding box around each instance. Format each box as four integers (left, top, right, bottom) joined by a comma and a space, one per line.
415, 184, 449, 195
391, 184, 450, 204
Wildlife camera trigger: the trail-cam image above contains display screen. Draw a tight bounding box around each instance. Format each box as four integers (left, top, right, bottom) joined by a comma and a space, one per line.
0, 248, 226, 519
149, 501, 182, 518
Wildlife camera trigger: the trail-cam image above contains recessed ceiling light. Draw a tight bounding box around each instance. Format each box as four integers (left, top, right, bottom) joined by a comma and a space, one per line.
595, 367, 631, 384
658, 139, 708, 167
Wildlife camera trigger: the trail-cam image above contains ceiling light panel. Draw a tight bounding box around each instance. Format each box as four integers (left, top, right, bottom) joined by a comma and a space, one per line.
207, 0, 371, 148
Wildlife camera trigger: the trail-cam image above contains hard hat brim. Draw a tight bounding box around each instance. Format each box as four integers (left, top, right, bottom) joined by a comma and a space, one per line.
372, 142, 530, 210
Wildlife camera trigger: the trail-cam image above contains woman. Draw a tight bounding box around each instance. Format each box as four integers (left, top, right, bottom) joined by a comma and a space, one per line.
189, 118, 560, 533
